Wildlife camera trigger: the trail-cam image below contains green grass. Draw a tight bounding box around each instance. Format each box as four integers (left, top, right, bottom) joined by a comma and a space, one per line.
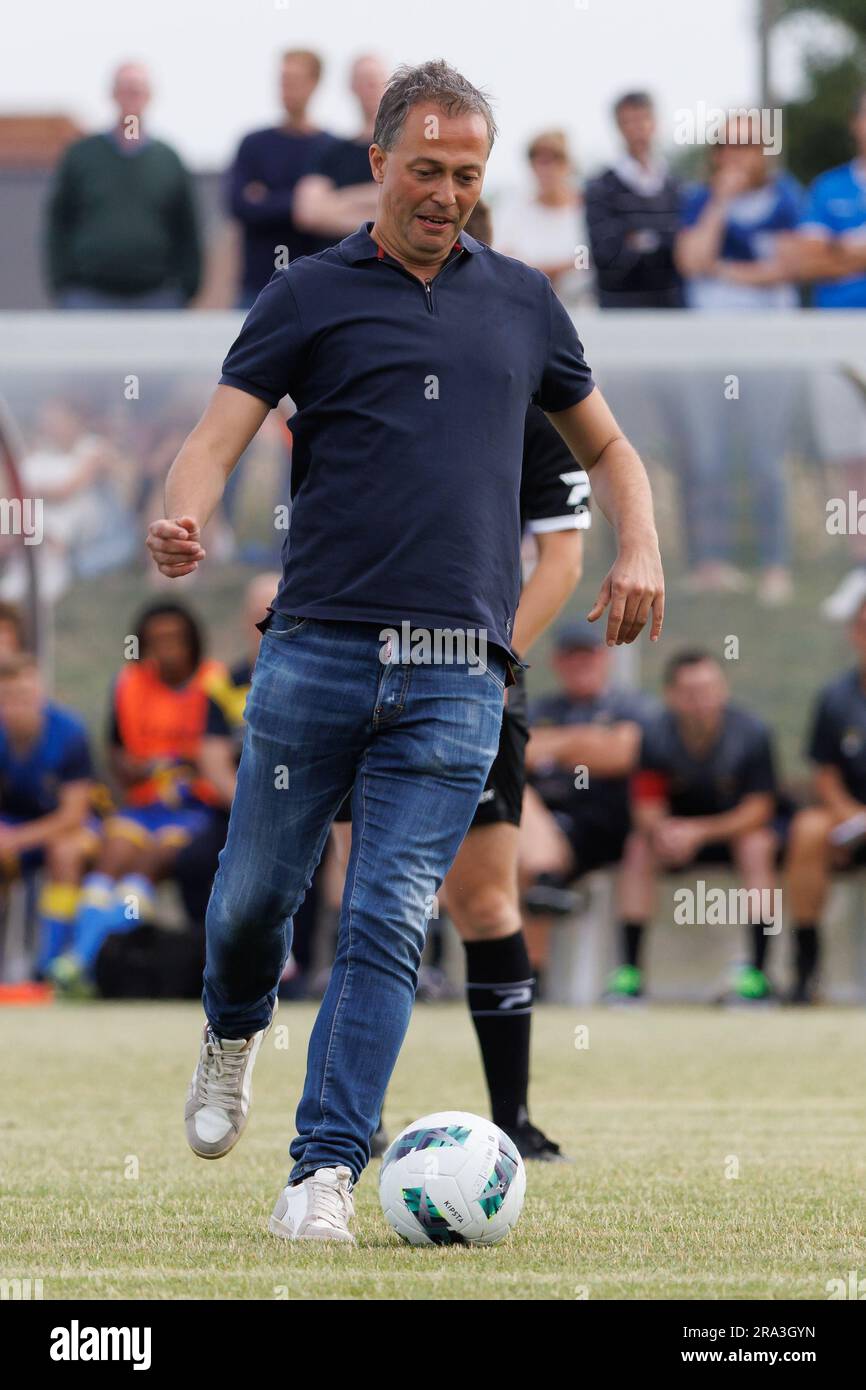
2, 1001, 865, 1299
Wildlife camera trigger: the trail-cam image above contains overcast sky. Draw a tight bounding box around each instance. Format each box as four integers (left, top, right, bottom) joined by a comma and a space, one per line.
3, 0, 826, 192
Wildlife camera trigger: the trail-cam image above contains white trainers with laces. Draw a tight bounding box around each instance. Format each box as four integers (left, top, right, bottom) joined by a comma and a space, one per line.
184, 1009, 274, 1159
268, 1166, 355, 1243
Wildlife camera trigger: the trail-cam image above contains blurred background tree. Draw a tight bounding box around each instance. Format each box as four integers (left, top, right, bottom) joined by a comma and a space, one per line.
774, 0, 866, 181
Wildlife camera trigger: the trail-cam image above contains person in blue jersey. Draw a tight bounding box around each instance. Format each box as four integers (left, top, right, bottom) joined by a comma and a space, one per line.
0, 653, 100, 978
50, 605, 226, 993
796, 91, 866, 622
785, 595, 866, 1004
147, 60, 664, 1245
676, 118, 801, 311
227, 49, 337, 306
293, 54, 389, 246
674, 114, 801, 606
796, 90, 866, 310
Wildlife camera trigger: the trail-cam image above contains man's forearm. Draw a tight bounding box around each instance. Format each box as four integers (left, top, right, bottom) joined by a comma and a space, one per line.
165, 438, 232, 530
511, 531, 584, 656
794, 236, 866, 282
546, 389, 664, 644
586, 435, 658, 549
526, 722, 640, 777
690, 794, 774, 844
675, 199, 727, 276
163, 386, 270, 526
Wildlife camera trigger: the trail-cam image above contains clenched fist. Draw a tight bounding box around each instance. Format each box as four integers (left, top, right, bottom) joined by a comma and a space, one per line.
146, 515, 207, 579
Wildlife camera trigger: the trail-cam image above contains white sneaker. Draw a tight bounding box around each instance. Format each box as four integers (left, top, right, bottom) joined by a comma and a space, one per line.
268, 1166, 355, 1243
184, 1009, 274, 1159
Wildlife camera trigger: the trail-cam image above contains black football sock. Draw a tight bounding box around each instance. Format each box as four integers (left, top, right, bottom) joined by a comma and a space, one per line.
750, 920, 771, 973
794, 924, 820, 992
622, 921, 645, 969
464, 933, 535, 1132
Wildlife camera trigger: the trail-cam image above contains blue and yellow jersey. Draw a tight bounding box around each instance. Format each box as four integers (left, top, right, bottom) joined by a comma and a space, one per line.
0, 702, 94, 820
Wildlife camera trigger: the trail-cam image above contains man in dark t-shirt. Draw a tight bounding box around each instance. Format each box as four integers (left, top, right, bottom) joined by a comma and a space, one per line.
786, 596, 866, 1001
616, 650, 779, 1003
585, 92, 682, 310
227, 49, 338, 305
519, 622, 655, 985
293, 54, 388, 246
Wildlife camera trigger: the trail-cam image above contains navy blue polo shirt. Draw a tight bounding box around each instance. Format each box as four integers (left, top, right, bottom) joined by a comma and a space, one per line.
219, 222, 595, 656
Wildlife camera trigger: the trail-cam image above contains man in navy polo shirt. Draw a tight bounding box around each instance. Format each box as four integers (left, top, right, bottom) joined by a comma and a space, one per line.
147, 59, 664, 1245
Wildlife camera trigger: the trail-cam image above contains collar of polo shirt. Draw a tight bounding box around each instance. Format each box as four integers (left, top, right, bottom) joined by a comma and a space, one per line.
339, 221, 483, 265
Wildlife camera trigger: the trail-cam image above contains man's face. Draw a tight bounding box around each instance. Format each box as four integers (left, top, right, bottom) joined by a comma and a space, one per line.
716, 120, 767, 187
0, 669, 43, 738
666, 660, 728, 727
553, 646, 609, 700
142, 616, 195, 683
281, 56, 318, 116
616, 103, 655, 157
351, 56, 388, 123
112, 65, 151, 122
371, 104, 488, 264
528, 141, 569, 195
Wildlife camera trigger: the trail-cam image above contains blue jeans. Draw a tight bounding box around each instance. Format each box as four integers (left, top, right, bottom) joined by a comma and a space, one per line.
202, 614, 505, 1182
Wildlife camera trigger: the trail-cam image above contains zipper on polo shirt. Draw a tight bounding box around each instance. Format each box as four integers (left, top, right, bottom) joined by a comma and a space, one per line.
374, 240, 463, 313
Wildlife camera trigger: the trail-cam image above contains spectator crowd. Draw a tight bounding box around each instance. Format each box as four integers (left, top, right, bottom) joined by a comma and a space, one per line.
42, 52, 866, 318
2, 578, 866, 1009
38, 53, 866, 612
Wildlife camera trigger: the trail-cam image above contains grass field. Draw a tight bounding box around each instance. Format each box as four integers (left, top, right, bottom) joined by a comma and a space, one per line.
2, 1000, 865, 1300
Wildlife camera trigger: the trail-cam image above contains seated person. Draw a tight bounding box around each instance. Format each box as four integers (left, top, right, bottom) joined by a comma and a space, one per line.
174, 573, 277, 927
51, 602, 227, 989
619, 649, 779, 1003
0, 652, 100, 977
785, 593, 866, 1003
519, 620, 654, 986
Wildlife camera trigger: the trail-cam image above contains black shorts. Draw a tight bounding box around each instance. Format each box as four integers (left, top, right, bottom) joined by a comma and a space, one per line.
333, 671, 528, 830
471, 675, 529, 829
553, 806, 631, 878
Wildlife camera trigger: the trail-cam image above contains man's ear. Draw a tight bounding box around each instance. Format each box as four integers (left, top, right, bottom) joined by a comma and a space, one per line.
369, 144, 386, 184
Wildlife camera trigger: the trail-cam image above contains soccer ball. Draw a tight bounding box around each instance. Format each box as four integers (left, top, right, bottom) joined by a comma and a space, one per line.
378, 1110, 526, 1245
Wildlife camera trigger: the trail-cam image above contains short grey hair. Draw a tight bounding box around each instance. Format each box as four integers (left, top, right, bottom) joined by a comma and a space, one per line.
373, 59, 498, 154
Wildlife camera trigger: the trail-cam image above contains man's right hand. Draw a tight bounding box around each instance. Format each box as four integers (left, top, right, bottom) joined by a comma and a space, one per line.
146, 515, 206, 578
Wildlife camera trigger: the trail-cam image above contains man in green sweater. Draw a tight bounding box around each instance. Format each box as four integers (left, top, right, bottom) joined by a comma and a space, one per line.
46, 63, 201, 308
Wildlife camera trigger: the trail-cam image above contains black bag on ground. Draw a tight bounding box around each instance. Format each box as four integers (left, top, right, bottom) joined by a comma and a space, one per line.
94, 923, 204, 999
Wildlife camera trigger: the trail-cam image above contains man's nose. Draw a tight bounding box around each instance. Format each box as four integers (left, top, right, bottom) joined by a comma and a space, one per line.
430, 179, 458, 207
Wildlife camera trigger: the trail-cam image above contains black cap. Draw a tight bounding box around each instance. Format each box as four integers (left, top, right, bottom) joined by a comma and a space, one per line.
554, 619, 604, 652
